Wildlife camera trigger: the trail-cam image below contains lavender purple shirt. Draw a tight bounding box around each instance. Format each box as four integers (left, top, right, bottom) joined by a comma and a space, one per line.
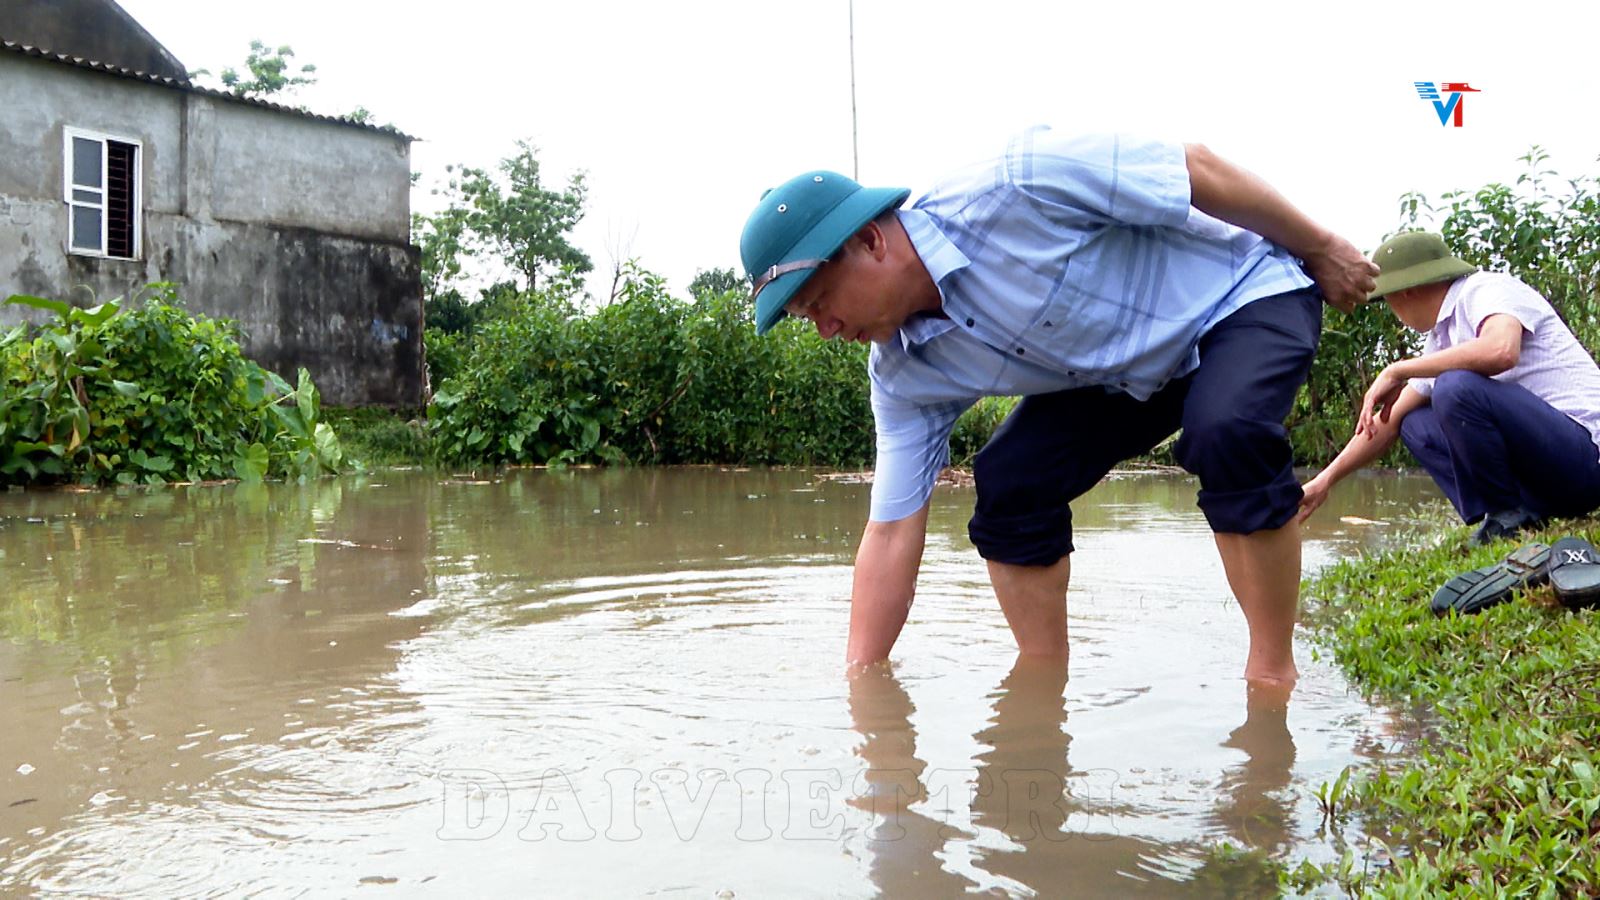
1409, 271, 1600, 459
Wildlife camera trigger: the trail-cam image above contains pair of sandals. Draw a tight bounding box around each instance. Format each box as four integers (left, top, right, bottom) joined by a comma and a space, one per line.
1430, 536, 1600, 616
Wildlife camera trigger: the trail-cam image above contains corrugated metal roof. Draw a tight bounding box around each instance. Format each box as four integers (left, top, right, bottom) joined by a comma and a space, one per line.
1, 37, 415, 141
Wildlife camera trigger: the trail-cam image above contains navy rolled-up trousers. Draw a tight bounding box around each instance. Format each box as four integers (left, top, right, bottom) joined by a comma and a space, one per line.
1399, 370, 1600, 523
968, 289, 1321, 566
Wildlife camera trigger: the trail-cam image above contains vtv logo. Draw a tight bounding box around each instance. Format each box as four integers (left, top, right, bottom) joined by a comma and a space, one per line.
1415, 82, 1481, 127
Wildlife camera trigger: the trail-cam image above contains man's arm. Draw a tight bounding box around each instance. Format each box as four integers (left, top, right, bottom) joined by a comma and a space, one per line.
1184, 144, 1379, 313
1356, 314, 1523, 436
1381, 314, 1521, 379
1299, 386, 1429, 522
846, 502, 931, 666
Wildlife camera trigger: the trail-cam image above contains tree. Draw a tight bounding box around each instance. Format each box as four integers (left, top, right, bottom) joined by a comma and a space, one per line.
412, 204, 471, 305
456, 141, 592, 293
216, 40, 318, 99
688, 268, 746, 301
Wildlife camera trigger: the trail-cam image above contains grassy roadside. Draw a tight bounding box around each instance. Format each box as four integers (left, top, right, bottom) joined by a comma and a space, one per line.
1289, 520, 1600, 897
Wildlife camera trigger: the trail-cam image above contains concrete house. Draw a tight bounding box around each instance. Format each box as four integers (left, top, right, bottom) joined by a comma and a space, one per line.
0, 0, 423, 406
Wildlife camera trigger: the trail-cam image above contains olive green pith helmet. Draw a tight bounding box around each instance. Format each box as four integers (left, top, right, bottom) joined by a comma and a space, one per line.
1368, 231, 1477, 301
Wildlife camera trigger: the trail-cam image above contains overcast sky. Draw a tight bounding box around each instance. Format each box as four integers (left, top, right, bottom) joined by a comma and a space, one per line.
119, 0, 1600, 299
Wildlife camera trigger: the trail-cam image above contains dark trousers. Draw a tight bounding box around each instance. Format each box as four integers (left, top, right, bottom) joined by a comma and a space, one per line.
968, 290, 1321, 566
1399, 370, 1600, 523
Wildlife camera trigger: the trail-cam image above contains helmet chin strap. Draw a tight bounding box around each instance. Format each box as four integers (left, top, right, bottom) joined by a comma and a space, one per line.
749, 258, 827, 303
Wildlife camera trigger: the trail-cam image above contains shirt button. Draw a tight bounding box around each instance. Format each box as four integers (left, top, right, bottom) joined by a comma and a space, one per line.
1120, 381, 1130, 388
965, 317, 975, 327
1015, 347, 1025, 355
1044, 321, 1053, 327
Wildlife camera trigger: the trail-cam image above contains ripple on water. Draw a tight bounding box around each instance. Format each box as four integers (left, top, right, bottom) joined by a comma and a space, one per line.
0, 469, 1442, 897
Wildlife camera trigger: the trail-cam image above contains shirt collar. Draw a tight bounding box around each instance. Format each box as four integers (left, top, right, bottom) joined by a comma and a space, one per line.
894, 208, 971, 348
1432, 274, 1470, 329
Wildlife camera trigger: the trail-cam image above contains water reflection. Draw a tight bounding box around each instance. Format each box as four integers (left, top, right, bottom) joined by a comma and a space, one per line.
970, 654, 1082, 891
1209, 683, 1297, 853
0, 478, 431, 893
848, 657, 1300, 897
0, 468, 1440, 896
847, 663, 976, 893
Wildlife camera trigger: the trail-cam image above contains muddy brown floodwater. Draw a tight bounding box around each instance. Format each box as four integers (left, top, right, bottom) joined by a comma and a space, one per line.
0, 468, 1445, 896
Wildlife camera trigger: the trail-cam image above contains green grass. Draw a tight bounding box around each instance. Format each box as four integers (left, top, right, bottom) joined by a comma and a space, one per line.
324, 407, 432, 468
1290, 519, 1600, 897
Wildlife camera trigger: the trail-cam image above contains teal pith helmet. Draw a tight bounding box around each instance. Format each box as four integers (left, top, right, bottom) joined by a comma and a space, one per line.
738, 171, 910, 335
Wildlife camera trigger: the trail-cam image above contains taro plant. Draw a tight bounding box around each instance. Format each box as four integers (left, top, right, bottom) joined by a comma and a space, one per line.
0, 294, 122, 480
1, 286, 344, 486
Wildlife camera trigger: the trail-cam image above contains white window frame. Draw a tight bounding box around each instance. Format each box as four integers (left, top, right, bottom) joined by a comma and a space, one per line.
63, 126, 142, 260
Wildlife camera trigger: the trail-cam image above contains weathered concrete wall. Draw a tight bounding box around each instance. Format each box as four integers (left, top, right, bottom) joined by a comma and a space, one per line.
209, 102, 411, 242
0, 52, 422, 407
0, 53, 184, 215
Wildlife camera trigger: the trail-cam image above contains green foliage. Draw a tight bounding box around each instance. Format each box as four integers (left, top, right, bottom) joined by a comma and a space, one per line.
0, 287, 344, 486
1290, 301, 1420, 467
450, 142, 592, 293
423, 288, 471, 335
1295, 520, 1600, 896
424, 325, 469, 388
664, 287, 873, 466
413, 203, 471, 310
324, 407, 430, 467
1290, 148, 1600, 466
212, 40, 318, 99
427, 273, 875, 468
950, 396, 1018, 468
687, 267, 746, 301
1404, 146, 1600, 349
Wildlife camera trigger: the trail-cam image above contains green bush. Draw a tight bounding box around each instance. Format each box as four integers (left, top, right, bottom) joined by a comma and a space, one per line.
424, 326, 468, 389
663, 288, 780, 462
324, 407, 430, 467
427, 274, 875, 467
950, 396, 1018, 468
0, 286, 344, 485
428, 295, 620, 466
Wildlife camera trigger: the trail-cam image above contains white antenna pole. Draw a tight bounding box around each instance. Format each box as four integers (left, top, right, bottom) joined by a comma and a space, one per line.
849, 0, 859, 180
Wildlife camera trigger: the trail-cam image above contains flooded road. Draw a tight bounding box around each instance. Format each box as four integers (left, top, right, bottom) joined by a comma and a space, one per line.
1, 468, 1443, 896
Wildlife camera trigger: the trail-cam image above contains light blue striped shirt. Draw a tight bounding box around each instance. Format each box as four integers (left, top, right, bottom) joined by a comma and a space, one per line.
868, 126, 1315, 521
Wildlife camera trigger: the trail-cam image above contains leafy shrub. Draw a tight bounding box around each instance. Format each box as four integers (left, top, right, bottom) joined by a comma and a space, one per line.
429, 293, 616, 465
424, 326, 468, 389
324, 407, 430, 467
1289, 301, 1420, 466
428, 275, 875, 467
0, 286, 344, 485
950, 396, 1019, 468
663, 288, 779, 462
